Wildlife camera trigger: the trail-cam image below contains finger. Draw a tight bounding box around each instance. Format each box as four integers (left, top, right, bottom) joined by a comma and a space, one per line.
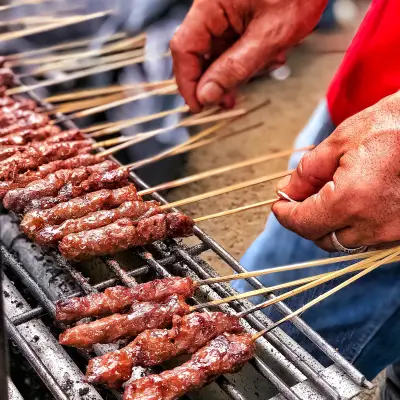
314, 227, 363, 252
272, 181, 349, 240
197, 17, 282, 106
276, 135, 345, 201
170, 2, 232, 112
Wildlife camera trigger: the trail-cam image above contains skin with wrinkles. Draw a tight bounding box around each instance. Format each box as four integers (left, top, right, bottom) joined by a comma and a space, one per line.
274, 92, 400, 251
171, 0, 327, 111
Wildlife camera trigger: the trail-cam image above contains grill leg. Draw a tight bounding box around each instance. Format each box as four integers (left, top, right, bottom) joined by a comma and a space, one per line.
0, 255, 9, 400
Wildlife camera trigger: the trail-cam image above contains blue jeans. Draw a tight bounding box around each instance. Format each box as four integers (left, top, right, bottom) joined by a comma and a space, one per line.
235, 101, 400, 393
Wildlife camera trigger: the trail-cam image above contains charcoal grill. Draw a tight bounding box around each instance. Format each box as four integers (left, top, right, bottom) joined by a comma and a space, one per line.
0, 82, 373, 400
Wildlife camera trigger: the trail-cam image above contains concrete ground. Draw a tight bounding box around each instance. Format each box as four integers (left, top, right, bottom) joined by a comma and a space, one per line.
167, 2, 382, 398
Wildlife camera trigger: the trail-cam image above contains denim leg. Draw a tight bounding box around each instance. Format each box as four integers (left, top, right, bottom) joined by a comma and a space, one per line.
237, 100, 400, 380
381, 362, 400, 400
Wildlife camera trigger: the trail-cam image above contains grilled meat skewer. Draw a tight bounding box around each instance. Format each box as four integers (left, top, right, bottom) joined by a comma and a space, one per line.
86, 312, 243, 388
0, 154, 104, 200
56, 277, 196, 323
0, 126, 62, 146
59, 295, 190, 348
35, 200, 161, 245
25, 167, 130, 212
0, 145, 25, 161
21, 185, 142, 239
123, 333, 255, 400
59, 212, 195, 261
3, 160, 118, 213
0, 140, 92, 181
0, 112, 49, 136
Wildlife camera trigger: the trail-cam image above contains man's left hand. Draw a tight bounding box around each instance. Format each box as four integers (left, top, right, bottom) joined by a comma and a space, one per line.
273, 92, 400, 251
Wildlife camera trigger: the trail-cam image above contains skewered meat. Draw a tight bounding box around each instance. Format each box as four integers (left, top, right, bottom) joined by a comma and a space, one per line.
25, 167, 130, 212
0, 145, 25, 161
0, 140, 92, 180
0, 98, 36, 114
123, 333, 255, 400
86, 312, 243, 388
0, 112, 50, 137
0, 109, 40, 128
0, 96, 15, 108
21, 185, 141, 239
35, 200, 161, 245
0, 154, 103, 199
0, 126, 62, 146
56, 277, 196, 323
59, 295, 190, 348
3, 160, 117, 213
59, 212, 195, 261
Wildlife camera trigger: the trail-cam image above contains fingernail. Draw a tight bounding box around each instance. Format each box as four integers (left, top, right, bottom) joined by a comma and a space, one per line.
198, 81, 224, 105
277, 191, 295, 202
276, 175, 291, 191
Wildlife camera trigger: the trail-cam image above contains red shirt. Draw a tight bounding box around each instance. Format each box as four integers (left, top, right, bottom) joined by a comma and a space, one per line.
327, 0, 400, 125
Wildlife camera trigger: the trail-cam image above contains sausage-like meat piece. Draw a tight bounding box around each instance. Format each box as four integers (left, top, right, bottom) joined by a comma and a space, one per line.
35, 200, 161, 245
55, 277, 196, 323
0, 154, 103, 200
59, 295, 190, 348
86, 312, 243, 388
21, 185, 141, 239
59, 213, 195, 261
3, 160, 117, 213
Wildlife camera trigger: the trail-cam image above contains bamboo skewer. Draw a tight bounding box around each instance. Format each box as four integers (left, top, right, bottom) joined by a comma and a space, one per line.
193, 198, 278, 223
90, 104, 189, 139
53, 81, 177, 123
191, 248, 397, 312
253, 246, 400, 339
45, 79, 174, 103
96, 108, 246, 154
199, 250, 385, 286
6, 32, 127, 61
139, 146, 312, 195
24, 48, 145, 77
50, 93, 126, 115
125, 120, 237, 171
7, 51, 169, 95
0, 0, 51, 12
159, 170, 292, 211
11, 34, 145, 67
0, 11, 114, 43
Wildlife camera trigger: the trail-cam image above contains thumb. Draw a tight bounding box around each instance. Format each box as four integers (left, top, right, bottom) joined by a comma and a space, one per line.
277, 137, 344, 201
196, 19, 280, 106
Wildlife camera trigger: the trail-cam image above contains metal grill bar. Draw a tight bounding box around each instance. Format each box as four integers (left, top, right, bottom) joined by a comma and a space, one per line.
5, 316, 70, 400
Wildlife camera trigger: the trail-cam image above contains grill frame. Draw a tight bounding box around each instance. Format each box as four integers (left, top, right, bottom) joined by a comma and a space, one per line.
0, 80, 373, 400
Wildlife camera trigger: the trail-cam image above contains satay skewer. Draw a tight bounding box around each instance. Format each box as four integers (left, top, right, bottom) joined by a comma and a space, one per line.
6, 32, 128, 61
50, 81, 177, 123
11, 34, 145, 67
0, 11, 114, 43
6, 50, 169, 95
191, 248, 397, 312
45, 79, 173, 103
253, 246, 400, 339
140, 146, 312, 195
23, 48, 145, 77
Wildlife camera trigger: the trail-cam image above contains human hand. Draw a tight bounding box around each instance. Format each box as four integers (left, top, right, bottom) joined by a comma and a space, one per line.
273, 91, 400, 251
170, 0, 327, 112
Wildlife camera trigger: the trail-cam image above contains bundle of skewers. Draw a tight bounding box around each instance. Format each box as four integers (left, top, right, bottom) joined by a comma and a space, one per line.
2, 18, 400, 400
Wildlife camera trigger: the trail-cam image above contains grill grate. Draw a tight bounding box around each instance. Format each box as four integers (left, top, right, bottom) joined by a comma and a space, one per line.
0, 84, 373, 400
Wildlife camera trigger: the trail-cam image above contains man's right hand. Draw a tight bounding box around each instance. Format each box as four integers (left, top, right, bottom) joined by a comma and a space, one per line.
170, 0, 327, 112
